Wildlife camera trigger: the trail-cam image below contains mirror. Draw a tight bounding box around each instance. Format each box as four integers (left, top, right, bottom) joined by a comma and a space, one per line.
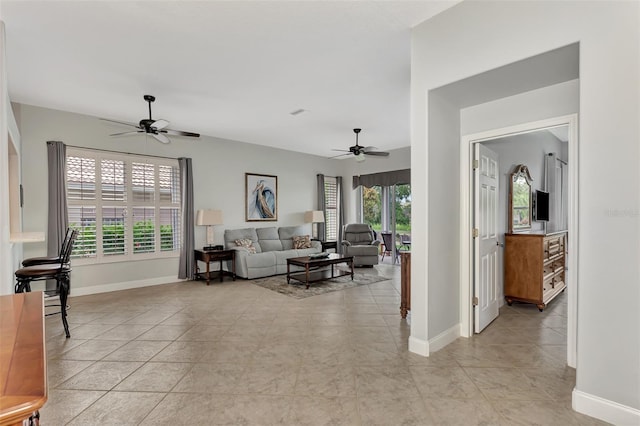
509, 164, 533, 233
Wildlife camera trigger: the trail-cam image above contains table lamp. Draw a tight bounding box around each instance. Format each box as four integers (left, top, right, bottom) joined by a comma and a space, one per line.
304, 210, 325, 240
196, 209, 223, 250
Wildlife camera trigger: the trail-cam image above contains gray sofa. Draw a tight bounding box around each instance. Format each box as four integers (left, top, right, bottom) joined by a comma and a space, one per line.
224, 226, 322, 279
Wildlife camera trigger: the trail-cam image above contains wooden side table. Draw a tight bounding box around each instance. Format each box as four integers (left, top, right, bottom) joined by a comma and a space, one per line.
321, 241, 338, 252
194, 249, 236, 285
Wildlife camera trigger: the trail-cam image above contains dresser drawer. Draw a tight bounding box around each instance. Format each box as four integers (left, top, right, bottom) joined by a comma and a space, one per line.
505, 231, 567, 311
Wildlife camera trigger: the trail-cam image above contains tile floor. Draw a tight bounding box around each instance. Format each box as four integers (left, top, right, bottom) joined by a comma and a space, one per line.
39, 264, 607, 425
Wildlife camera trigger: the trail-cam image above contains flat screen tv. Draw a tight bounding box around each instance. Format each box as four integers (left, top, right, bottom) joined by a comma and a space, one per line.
534, 190, 549, 221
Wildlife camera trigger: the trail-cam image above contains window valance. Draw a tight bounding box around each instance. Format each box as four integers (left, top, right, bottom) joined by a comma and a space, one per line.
352, 169, 410, 189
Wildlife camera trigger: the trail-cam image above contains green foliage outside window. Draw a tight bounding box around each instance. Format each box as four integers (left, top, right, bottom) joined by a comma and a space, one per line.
363, 185, 411, 233
71, 221, 175, 256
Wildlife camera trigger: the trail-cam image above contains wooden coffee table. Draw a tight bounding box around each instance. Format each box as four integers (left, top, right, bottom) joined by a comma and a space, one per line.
287, 253, 354, 289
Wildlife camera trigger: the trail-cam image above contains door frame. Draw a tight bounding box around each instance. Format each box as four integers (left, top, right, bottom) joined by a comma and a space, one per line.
459, 114, 578, 368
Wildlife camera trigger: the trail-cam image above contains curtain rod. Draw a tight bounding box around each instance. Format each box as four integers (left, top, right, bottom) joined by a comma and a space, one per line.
58, 142, 179, 161
547, 152, 568, 165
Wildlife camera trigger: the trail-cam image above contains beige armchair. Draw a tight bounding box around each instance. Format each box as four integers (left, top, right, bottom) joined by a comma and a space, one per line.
341, 223, 381, 266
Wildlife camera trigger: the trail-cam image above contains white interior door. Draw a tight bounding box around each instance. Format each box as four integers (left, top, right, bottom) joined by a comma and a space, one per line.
474, 144, 500, 333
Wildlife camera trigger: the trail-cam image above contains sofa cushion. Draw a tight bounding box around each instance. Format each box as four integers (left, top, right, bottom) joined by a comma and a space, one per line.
345, 245, 378, 256
292, 235, 312, 249
256, 227, 283, 252
279, 225, 307, 250
245, 251, 276, 269
224, 228, 261, 253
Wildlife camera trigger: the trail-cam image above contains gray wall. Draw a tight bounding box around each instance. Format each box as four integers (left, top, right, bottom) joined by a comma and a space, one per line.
411, 0, 639, 420
15, 103, 344, 293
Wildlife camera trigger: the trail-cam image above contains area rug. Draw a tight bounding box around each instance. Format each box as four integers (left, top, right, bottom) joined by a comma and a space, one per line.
252, 272, 390, 299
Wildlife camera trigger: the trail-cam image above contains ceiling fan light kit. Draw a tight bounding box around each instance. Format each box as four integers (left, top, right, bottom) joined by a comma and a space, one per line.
101, 95, 200, 144
330, 128, 390, 160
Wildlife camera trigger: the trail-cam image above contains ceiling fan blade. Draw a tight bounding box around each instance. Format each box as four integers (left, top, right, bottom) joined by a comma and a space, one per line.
152, 133, 171, 144
331, 149, 350, 152
151, 119, 170, 130
162, 129, 200, 138
110, 130, 144, 137
328, 153, 353, 159
100, 118, 140, 128
363, 151, 390, 157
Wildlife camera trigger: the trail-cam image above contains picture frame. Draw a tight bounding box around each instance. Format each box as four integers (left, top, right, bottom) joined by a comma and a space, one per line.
245, 173, 278, 221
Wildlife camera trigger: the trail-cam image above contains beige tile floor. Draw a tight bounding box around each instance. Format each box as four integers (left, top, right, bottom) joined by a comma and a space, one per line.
39, 264, 608, 425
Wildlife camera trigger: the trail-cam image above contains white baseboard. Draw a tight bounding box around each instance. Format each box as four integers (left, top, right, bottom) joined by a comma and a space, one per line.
69, 276, 185, 297
428, 324, 460, 353
573, 389, 640, 425
408, 336, 429, 356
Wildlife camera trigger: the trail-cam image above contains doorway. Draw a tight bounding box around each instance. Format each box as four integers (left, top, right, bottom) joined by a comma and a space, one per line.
362, 184, 411, 265
460, 114, 578, 367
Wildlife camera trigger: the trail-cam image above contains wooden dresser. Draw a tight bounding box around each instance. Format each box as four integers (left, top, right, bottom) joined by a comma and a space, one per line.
504, 231, 567, 311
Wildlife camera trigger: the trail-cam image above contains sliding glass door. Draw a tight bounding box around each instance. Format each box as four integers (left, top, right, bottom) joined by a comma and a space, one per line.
362, 183, 411, 264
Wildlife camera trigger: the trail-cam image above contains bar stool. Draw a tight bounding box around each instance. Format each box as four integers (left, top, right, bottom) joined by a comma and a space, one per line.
15, 230, 77, 338
15, 265, 72, 337
22, 227, 74, 267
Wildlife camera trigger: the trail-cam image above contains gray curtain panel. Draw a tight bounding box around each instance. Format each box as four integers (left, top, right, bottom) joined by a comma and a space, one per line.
46, 141, 69, 292
337, 176, 344, 253
316, 174, 326, 241
178, 157, 195, 279
46, 141, 69, 256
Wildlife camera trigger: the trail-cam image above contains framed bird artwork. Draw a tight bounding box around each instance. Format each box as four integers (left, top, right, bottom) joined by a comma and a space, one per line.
245, 173, 278, 221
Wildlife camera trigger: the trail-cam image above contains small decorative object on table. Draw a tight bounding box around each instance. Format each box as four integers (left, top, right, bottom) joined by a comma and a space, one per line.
309, 252, 330, 259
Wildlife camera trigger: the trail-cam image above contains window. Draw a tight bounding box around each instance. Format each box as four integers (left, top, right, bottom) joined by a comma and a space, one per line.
324, 176, 338, 241
66, 147, 181, 263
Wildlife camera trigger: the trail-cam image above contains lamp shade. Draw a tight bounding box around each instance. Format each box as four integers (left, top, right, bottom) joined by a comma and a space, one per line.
196, 209, 223, 226
304, 210, 325, 223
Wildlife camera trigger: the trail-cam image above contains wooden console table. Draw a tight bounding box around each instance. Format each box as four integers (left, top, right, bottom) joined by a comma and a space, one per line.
400, 252, 411, 319
194, 249, 236, 284
0, 292, 47, 426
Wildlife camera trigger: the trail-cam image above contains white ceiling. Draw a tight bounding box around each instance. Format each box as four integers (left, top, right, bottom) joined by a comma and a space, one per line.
1, 1, 461, 158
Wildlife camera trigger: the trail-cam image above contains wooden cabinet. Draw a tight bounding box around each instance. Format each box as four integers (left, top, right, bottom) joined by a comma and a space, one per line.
400, 252, 411, 318
504, 231, 567, 311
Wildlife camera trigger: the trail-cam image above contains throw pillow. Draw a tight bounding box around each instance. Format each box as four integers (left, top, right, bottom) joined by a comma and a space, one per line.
292, 235, 312, 249
234, 238, 256, 254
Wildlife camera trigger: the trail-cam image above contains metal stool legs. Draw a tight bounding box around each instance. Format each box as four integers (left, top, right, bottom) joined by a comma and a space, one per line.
57, 274, 71, 338
15, 268, 71, 338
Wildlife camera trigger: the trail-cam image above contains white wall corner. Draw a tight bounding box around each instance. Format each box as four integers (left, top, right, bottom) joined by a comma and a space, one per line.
428, 324, 460, 353
408, 335, 429, 357
69, 276, 186, 297
572, 389, 640, 425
